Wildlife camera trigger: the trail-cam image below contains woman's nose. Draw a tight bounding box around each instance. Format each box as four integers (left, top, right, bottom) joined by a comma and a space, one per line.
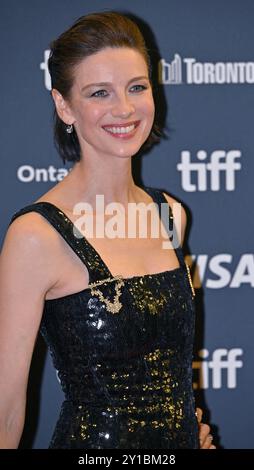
111, 94, 135, 118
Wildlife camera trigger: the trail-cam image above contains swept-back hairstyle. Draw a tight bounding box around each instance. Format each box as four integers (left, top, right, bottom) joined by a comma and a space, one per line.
48, 11, 161, 163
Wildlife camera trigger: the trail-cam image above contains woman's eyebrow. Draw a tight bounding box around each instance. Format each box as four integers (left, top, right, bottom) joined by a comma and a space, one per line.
81, 76, 149, 92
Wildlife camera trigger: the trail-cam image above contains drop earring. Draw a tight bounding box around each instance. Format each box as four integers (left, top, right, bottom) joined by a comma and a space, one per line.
66, 124, 73, 134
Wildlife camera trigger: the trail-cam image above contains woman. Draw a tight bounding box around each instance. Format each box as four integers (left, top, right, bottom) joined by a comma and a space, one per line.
0, 11, 215, 449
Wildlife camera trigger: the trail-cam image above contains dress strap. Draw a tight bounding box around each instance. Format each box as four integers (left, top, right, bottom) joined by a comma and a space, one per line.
9, 202, 112, 283
142, 186, 186, 268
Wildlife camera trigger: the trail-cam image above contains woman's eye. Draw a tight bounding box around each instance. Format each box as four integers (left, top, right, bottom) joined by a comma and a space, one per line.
91, 90, 108, 98
130, 84, 148, 93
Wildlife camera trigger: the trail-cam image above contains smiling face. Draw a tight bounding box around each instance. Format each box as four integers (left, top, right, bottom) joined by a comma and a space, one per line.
53, 47, 155, 161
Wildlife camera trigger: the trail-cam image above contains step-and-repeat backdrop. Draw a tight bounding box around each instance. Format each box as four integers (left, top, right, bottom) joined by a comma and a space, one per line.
1, 0, 253, 449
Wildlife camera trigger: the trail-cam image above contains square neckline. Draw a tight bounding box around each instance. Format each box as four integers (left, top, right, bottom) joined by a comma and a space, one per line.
44, 265, 184, 303
39, 186, 181, 277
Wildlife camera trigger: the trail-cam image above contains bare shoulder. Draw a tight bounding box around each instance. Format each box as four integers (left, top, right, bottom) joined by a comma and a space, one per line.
5, 211, 58, 257
162, 192, 187, 245
1, 212, 60, 295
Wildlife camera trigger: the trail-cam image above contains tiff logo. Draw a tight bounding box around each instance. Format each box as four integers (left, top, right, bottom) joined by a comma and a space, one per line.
193, 348, 243, 390
158, 54, 182, 85
177, 150, 241, 191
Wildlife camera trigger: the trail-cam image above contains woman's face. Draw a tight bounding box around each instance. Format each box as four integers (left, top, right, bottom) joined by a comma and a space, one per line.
63, 47, 155, 160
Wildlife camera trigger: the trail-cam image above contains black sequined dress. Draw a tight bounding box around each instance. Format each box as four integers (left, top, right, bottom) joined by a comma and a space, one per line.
11, 187, 199, 449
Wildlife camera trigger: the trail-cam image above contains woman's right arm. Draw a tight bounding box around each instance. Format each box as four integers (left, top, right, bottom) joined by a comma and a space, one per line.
0, 214, 58, 448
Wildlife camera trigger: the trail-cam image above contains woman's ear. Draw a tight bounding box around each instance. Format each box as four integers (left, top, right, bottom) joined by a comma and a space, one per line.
51, 89, 75, 125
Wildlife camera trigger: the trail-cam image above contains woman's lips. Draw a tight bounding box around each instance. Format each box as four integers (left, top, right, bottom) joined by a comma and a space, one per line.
102, 121, 140, 139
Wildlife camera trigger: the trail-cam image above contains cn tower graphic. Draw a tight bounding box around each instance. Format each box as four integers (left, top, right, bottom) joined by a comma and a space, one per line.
158, 54, 182, 84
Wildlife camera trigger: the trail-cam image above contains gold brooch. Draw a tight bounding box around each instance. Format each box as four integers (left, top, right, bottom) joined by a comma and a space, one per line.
88, 275, 124, 314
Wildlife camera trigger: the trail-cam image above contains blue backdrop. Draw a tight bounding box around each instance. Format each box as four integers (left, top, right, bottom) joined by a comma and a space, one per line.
1, 0, 253, 449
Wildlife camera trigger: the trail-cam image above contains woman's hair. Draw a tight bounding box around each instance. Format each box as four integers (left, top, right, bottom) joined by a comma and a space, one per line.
48, 11, 161, 163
